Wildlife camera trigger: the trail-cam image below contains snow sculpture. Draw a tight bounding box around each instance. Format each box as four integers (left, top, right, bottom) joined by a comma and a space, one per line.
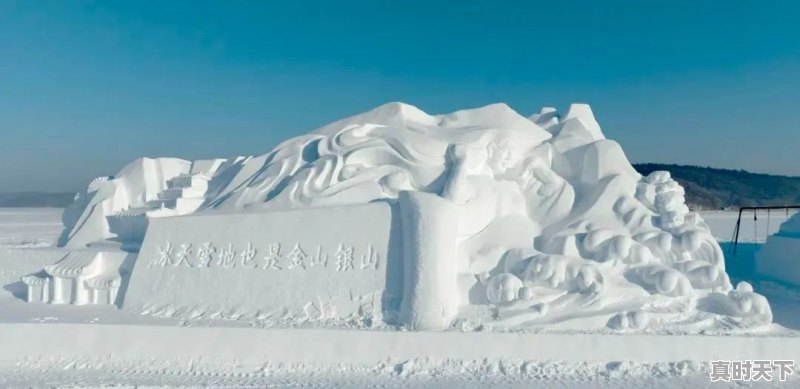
53, 102, 772, 331
85, 275, 122, 305
121, 202, 396, 322
700, 281, 772, 329
20, 273, 49, 303
398, 191, 459, 330
22, 251, 126, 306
45, 251, 105, 305
197, 102, 770, 330
58, 157, 229, 250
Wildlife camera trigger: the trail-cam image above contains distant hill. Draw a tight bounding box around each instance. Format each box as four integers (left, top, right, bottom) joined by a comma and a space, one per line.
634, 164, 800, 210
0, 192, 76, 208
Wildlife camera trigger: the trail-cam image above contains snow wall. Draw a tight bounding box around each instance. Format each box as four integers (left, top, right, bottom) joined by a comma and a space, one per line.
757, 213, 800, 286
124, 203, 401, 323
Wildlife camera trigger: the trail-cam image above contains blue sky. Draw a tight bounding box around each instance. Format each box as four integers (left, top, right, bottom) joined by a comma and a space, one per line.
1, 0, 799, 191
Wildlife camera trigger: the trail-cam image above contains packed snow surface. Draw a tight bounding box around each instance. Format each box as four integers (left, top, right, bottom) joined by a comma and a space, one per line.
0, 208, 62, 248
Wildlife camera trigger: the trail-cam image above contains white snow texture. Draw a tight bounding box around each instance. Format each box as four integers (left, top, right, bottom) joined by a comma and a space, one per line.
56, 102, 772, 332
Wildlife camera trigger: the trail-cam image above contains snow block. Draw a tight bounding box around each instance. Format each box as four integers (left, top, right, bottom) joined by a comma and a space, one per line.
756, 213, 800, 286
556, 104, 605, 142
580, 140, 640, 186
122, 203, 398, 322
398, 191, 459, 330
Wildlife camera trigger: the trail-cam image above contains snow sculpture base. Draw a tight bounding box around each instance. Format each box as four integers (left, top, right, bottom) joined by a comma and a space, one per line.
123, 203, 401, 323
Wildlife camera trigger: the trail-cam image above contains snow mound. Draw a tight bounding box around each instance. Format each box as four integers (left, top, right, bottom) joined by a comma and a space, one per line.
57, 102, 772, 332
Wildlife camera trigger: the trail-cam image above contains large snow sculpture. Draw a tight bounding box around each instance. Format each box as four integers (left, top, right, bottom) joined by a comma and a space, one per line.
51, 102, 772, 331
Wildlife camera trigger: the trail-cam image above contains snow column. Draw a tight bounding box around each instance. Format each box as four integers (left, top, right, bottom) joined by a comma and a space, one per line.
398, 191, 459, 330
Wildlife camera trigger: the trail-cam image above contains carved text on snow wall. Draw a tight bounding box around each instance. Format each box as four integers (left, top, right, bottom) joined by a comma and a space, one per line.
147, 241, 381, 272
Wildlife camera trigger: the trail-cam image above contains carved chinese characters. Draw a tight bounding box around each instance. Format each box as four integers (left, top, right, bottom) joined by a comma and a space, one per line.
149, 241, 381, 272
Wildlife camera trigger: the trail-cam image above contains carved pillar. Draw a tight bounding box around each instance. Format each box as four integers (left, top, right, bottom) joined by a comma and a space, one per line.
41, 282, 49, 303
109, 287, 118, 305
51, 276, 66, 304
398, 191, 459, 330
90, 288, 100, 305
25, 285, 34, 303
73, 276, 89, 305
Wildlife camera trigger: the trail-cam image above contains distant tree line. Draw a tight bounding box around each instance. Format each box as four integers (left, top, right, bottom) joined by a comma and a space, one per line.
634, 163, 800, 210
0, 192, 75, 208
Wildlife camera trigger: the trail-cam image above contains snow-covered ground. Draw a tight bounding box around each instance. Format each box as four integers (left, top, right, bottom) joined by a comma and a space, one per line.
701, 210, 797, 244
0, 208, 798, 387
0, 207, 62, 248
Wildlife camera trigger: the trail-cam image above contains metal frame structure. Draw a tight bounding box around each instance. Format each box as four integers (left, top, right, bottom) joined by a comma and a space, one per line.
730, 205, 800, 256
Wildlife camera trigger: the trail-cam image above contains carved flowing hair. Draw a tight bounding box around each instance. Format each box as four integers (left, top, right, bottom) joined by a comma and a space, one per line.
218, 121, 540, 210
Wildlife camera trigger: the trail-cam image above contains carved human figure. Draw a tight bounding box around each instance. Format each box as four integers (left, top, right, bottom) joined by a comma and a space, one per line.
441, 131, 572, 238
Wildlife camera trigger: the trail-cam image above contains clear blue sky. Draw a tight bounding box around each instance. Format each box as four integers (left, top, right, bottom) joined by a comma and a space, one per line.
2, 0, 799, 192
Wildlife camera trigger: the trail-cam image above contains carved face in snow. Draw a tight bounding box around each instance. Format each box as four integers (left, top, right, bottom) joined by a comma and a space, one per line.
486, 139, 518, 175
485, 132, 536, 176
447, 131, 535, 182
